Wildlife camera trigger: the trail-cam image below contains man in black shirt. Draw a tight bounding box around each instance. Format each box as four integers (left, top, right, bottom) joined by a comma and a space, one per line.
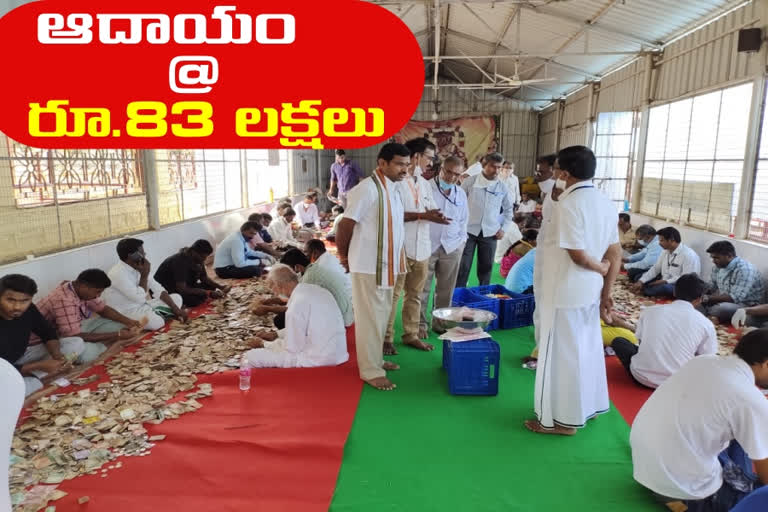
0, 274, 82, 396
154, 240, 230, 307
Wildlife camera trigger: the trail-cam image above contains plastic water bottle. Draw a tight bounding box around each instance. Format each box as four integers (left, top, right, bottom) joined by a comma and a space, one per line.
239, 355, 251, 391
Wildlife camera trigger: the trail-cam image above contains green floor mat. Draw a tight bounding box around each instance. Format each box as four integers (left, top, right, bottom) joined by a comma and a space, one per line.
330, 257, 657, 511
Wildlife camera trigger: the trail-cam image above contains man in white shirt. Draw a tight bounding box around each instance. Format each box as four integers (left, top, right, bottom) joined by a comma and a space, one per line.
420, 156, 469, 335
500, 160, 521, 207
336, 143, 409, 391
631, 227, 701, 298
304, 239, 353, 326
384, 138, 450, 354
457, 152, 516, 288
535, 154, 557, 201
630, 329, 768, 511
459, 156, 484, 182
245, 265, 348, 369
268, 208, 301, 249
517, 192, 537, 214
493, 220, 523, 264
527, 146, 622, 436
611, 273, 717, 388
295, 193, 321, 229
101, 238, 186, 331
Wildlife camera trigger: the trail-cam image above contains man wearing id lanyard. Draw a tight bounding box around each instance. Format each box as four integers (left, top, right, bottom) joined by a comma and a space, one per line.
631, 227, 701, 298
526, 146, 622, 436
383, 138, 450, 355
456, 152, 515, 288
420, 156, 469, 336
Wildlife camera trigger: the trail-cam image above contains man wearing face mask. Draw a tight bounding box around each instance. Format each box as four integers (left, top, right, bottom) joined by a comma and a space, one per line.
526, 146, 622, 436
456, 152, 515, 288
244, 265, 348, 369
623, 225, 662, 282
420, 156, 468, 336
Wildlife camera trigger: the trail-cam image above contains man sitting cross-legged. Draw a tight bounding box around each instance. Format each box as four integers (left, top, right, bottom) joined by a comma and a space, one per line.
630, 328, 768, 512
631, 227, 700, 298
102, 238, 187, 330
244, 264, 349, 368
612, 273, 717, 389
35, 269, 142, 368
0, 274, 85, 396
154, 240, 231, 308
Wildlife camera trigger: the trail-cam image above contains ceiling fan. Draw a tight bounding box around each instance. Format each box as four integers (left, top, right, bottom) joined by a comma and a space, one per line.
494, 60, 556, 88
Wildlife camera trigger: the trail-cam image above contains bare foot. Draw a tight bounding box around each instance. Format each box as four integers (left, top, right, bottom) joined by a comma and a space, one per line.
418, 327, 428, 340
365, 376, 396, 391
404, 339, 434, 351
521, 356, 538, 364
524, 419, 576, 436
383, 341, 398, 356
382, 361, 400, 371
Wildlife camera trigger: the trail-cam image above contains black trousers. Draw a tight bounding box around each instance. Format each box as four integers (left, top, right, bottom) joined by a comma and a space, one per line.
214, 265, 263, 279
611, 337, 653, 389
181, 292, 207, 308
274, 311, 286, 330
456, 232, 497, 288
626, 267, 646, 282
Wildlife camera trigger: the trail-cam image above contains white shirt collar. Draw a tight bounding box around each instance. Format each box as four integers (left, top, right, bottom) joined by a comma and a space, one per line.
474, 173, 497, 189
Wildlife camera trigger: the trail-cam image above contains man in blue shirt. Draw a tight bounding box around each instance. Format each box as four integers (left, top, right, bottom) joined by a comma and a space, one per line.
456, 152, 515, 287
623, 225, 662, 282
328, 150, 363, 208
213, 222, 271, 279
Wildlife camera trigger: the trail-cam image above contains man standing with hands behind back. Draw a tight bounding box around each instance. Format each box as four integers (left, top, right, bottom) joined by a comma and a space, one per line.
336, 143, 410, 391
527, 146, 622, 436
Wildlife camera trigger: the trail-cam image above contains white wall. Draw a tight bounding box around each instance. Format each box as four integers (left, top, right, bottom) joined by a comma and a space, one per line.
0, 203, 284, 298
631, 213, 768, 281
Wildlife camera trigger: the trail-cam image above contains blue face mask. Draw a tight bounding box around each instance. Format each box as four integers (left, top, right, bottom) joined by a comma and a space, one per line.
438, 178, 453, 191
638, 239, 648, 247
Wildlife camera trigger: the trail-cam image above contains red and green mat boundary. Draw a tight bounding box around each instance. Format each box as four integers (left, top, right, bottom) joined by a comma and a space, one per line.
329, 265, 658, 511
35, 263, 658, 511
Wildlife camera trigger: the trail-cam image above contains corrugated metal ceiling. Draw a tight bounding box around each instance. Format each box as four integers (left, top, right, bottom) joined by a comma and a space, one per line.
368, 0, 747, 109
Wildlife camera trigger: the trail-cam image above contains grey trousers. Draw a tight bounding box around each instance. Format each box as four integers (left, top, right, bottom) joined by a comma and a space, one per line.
419, 244, 465, 332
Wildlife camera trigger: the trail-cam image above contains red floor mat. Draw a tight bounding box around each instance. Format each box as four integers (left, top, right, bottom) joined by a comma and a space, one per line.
34, 321, 363, 511
606, 356, 653, 425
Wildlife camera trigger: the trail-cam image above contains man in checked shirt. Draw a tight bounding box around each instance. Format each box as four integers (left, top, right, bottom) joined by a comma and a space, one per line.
699, 241, 765, 325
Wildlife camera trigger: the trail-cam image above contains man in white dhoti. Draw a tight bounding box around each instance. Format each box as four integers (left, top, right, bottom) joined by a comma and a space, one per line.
101, 238, 186, 331
245, 264, 348, 368
526, 146, 622, 436
336, 143, 409, 391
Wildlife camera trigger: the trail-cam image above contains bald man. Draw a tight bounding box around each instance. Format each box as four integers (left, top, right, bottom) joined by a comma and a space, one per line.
244, 264, 349, 368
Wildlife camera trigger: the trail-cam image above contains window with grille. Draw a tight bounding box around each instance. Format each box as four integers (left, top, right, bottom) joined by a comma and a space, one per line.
2, 136, 143, 208
749, 86, 768, 243
639, 83, 752, 234
246, 149, 290, 205
155, 149, 243, 225
593, 111, 637, 210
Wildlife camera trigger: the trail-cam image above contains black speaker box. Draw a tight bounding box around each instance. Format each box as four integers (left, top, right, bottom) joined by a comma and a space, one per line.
737, 28, 762, 53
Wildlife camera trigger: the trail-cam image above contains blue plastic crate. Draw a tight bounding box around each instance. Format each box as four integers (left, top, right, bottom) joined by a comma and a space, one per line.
451, 288, 501, 331
469, 285, 535, 329
443, 339, 500, 396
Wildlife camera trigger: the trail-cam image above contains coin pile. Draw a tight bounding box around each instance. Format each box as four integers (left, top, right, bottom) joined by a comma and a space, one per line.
9, 280, 276, 511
